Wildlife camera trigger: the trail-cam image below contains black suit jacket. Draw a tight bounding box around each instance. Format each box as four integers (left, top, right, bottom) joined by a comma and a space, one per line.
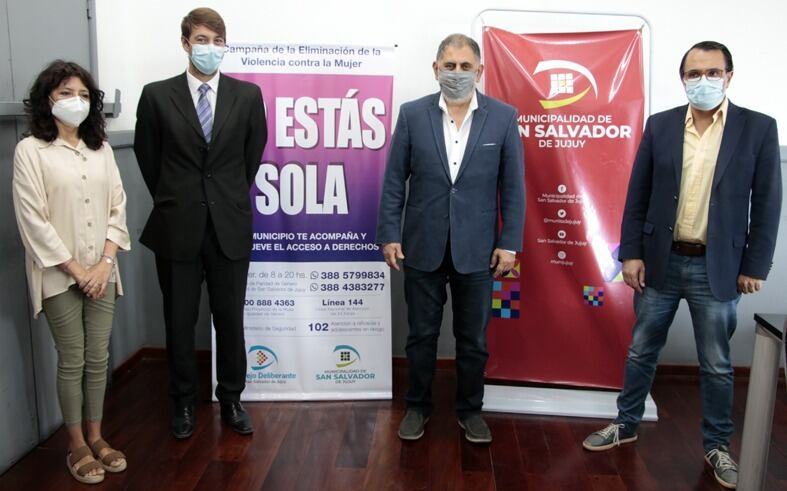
619, 101, 782, 301
134, 73, 267, 260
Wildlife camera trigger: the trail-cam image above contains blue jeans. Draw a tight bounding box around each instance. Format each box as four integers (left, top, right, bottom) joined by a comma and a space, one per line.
615, 253, 739, 452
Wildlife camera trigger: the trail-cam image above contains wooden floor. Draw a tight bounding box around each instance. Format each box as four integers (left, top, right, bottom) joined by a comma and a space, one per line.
1, 359, 785, 491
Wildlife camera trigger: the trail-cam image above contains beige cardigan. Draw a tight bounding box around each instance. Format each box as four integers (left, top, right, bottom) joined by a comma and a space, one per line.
12, 136, 131, 318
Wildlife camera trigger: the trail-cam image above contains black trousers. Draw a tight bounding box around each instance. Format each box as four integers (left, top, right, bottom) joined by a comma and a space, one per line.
403, 246, 493, 418
155, 218, 249, 405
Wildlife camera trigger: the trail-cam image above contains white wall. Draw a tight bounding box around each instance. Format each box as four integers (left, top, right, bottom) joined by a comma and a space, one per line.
98, 0, 787, 139
95, 0, 787, 366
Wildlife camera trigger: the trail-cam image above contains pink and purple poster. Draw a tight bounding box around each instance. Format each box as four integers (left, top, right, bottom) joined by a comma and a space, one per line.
213, 43, 394, 401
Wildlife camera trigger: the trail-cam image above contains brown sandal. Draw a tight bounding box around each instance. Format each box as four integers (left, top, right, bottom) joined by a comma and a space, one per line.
89, 438, 127, 473
67, 445, 105, 484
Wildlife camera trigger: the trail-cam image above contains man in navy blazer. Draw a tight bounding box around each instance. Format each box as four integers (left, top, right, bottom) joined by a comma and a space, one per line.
583, 41, 781, 489
376, 34, 525, 443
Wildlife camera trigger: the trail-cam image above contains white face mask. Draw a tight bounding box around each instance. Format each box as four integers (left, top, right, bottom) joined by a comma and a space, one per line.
50, 96, 90, 128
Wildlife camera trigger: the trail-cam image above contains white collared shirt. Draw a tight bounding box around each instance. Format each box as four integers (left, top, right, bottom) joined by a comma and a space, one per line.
436, 92, 513, 256
439, 91, 478, 183
186, 69, 220, 119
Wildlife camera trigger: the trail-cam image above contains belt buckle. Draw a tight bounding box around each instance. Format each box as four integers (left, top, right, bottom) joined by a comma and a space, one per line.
674, 241, 704, 256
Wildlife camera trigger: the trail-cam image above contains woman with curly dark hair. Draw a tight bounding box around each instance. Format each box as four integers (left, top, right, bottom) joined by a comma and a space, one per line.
12, 60, 130, 484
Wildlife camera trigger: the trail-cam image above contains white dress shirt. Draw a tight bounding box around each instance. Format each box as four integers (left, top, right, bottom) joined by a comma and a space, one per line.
439, 91, 478, 183
437, 92, 512, 256
186, 69, 220, 118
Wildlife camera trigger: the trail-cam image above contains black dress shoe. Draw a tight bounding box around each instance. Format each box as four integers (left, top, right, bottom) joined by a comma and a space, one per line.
172, 404, 195, 439
220, 402, 254, 435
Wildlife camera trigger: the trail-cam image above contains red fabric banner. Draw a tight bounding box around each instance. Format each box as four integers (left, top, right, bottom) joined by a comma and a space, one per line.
483, 27, 645, 388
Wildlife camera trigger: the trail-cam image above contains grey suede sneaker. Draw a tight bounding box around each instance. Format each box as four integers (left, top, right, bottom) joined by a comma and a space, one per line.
582, 423, 638, 451
458, 414, 492, 443
705, 446, 738, 489
398, 410, 428, 440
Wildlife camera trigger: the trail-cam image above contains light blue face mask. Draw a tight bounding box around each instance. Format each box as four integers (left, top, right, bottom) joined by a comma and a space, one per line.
685, 76, 726, 111
190, 43, 225, 75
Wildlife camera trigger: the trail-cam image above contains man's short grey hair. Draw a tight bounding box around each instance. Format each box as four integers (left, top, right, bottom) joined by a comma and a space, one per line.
436, 34, 481, 62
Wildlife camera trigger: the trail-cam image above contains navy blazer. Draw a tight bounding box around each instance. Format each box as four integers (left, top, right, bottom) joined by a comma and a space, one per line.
376, 91, 525, 273
619, 101, 782, 301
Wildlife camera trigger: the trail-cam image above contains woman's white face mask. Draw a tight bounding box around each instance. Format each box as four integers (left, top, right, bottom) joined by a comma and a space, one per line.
50, 96, 90, 128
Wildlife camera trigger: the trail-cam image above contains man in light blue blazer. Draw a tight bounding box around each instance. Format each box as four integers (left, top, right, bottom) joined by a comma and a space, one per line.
583, 41, 782, 490
376, 34, 525, 443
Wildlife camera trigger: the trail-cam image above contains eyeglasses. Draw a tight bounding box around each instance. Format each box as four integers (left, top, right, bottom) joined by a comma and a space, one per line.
682, 68, 727, 82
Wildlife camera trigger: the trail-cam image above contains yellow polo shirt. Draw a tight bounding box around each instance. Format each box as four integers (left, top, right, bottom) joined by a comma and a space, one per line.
674, 98, 728, 244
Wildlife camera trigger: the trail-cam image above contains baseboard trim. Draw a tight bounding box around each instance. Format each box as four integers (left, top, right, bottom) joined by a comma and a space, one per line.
112, 348, 146, 383
393, 357, 785, 384
112, 347, 210, 384
113, 349, 784, 384
392, 356, 456, 369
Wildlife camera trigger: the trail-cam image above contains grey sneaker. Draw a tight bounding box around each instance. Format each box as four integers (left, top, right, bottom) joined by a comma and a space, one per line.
582, 423, 638, 451
705, 446, 737, 489
398, 410, 428, 440
458, 415, 492, 443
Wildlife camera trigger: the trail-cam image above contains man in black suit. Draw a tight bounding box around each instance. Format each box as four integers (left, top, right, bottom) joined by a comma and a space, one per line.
134, 7, 267, 438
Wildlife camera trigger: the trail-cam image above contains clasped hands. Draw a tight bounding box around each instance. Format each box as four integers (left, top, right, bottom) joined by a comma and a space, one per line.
60, 258, 112, 300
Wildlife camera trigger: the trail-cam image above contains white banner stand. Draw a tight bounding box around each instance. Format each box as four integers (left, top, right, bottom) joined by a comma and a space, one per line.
483, 384, 658, 421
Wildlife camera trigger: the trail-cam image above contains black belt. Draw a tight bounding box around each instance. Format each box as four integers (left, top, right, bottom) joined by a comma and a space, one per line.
672, 241, 706, 256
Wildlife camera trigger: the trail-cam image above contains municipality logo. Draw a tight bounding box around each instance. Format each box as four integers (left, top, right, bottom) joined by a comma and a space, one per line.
317, 345, 374, 383
249, 345, 278, 370
534, 60, 598, 109
334, 345, 360, 368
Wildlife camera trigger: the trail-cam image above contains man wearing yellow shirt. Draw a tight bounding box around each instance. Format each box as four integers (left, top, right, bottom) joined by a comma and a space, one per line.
582, 41, 782, 489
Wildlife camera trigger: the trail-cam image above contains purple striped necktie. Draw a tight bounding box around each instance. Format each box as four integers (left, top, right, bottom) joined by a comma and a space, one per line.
197, 83, 213, 143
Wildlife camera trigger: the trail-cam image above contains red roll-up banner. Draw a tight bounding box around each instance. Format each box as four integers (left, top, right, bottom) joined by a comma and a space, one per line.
483, 27, 645, 389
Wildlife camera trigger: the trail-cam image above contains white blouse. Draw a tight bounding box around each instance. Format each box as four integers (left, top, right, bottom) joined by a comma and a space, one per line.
12, 136, 131, 318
